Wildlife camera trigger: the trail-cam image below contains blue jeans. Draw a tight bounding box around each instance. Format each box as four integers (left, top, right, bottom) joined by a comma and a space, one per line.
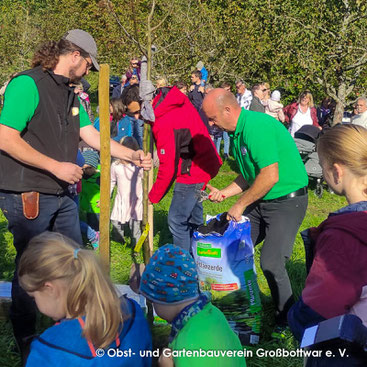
80, 220, 98, 241
168, 182, 204, 251
0, 191, 82, 343
222, 131, 230, 155
213, 136, 222, 154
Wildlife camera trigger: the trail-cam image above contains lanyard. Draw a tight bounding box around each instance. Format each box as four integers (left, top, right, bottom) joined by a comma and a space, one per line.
78, 317, 121, 357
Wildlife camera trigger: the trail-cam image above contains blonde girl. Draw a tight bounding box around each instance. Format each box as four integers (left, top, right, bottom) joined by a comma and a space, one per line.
288, 124, 367, 366
19, 232, 152, 366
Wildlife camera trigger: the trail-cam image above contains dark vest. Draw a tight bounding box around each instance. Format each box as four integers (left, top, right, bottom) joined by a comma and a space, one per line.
0, 66, 80, 194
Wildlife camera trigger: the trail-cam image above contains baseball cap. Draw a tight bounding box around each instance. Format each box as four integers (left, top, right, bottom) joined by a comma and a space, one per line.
63, 29, 99, 71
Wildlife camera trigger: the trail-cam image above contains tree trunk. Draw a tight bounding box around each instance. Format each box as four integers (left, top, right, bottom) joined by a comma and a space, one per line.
332, 101, 344, 126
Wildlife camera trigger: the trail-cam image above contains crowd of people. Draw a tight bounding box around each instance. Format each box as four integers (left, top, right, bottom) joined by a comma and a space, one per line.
0, 29, 366, 367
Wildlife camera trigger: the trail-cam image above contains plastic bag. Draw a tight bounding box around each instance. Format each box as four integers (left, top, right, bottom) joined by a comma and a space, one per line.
192, 213, 262, 345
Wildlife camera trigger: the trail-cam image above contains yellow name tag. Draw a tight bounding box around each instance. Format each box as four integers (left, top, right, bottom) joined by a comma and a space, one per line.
72, 107, 79, 116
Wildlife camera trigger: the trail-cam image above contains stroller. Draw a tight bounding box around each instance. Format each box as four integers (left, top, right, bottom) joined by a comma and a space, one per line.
294, 125, 324, 198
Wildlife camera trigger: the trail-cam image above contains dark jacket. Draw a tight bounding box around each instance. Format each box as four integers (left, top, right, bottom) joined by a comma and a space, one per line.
249, 96, 265, 113
111, 84, 124, 99
0, 66, 80, 194
188, 84, 204, 112
149, 86, 222, 203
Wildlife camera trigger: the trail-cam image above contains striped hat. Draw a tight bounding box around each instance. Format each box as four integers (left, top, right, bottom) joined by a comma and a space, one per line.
81, 150, 99, 169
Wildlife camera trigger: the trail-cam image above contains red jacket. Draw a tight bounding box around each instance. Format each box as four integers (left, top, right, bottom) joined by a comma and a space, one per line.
149, 87, 222, 203
283, 102, 319, 127
302, 210, 367, 320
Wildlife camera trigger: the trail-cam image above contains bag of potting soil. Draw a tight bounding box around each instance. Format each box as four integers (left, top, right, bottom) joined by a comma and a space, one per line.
192, 212, 262, 345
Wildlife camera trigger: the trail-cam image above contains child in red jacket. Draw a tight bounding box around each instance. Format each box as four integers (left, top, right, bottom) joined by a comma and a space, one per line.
149, 86, 222, 251
288, 124, 367, 366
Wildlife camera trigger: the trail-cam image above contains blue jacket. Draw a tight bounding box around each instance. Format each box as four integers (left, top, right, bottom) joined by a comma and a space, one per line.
26, 298, 152, 367
200, 66, 208, 83
94, 117, 132, 142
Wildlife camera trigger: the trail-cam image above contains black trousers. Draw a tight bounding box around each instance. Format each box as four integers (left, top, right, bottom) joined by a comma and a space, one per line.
244, 194, 308, 319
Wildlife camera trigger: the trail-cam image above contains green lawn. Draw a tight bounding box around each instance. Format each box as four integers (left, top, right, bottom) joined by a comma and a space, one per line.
0, 158, 347, 367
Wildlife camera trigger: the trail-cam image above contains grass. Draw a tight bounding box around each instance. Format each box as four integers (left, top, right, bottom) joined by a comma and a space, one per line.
0, 157, 347, 367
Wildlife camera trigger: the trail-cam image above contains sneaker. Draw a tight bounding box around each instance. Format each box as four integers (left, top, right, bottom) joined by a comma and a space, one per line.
91, 232, 99, 250
223, 153, 229, 161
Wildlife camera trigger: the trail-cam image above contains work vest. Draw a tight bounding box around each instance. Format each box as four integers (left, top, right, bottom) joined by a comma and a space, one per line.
0, 66, 80, 194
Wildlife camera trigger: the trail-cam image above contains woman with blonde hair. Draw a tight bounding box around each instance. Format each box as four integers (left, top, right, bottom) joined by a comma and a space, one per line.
284, 90, 320, 136
155, 76, 167, 89
288, 124, 367, 366
19, 232, 152, 366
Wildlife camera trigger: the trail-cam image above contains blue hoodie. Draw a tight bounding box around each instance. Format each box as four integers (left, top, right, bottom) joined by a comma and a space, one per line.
26, 297, 152, 367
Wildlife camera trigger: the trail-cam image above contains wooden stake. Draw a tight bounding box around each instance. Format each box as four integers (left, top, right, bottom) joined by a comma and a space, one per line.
98, 64, 111, 273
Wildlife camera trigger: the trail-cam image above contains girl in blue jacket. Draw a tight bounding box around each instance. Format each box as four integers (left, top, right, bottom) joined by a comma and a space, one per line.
18, 231, 152, 367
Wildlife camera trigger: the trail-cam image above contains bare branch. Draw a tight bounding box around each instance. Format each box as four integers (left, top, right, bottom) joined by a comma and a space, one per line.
151, 3, 174, 32
104, 0, 146, 56
342, 53, 367, 72
280, 15, 337, 39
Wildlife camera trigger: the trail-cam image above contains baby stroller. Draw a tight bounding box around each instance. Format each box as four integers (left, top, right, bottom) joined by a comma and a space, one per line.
294, 125, 324, 198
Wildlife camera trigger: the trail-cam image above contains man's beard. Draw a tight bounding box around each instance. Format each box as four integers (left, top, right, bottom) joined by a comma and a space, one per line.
69, 60, 84, 83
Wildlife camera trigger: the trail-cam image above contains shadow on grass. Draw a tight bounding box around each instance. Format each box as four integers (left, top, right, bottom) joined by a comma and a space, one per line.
153, 209, 172, 248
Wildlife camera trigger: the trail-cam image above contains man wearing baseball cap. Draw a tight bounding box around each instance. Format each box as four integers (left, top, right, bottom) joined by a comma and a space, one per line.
0, 29, 151, 364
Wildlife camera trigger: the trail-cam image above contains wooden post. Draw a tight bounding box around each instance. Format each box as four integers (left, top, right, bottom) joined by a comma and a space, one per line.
98, 64, 111, 273
141, 3, 155, 264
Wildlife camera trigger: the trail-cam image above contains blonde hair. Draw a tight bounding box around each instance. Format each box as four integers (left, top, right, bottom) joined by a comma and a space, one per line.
298, 90, 314, 108
317, 124, 367, 177
156, 76, 167, 88
18, 232, 124, 349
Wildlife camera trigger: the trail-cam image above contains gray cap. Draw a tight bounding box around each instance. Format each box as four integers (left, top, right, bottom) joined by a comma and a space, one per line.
63, 29, 99, 71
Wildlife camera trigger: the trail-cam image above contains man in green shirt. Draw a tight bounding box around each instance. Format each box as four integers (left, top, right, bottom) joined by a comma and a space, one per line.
203, 89, 308, 327
0, 29, 151, 363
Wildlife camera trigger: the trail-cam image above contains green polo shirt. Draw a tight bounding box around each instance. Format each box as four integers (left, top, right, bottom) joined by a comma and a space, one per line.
230, 108, 308, 200
0, 75, 91, 131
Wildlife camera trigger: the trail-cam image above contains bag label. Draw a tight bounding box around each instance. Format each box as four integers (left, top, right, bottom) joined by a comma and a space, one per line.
197, 243, 221, 258
211, 283, 238, 291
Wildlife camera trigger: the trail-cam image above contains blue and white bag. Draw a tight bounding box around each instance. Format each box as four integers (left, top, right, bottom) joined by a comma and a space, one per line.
192, 213, 262, 344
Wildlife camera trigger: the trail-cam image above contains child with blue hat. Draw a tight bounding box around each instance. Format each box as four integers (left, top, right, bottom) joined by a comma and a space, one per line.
140, 244, 246, 366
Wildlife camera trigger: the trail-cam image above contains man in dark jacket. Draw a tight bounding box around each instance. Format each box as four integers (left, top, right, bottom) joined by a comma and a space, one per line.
249, 83, 265, 113
188, 70, 205, 112
0, 29, 151, 363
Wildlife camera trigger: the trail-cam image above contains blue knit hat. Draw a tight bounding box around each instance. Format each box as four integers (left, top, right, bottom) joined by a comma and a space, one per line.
81, 150, 99, 169
140, 244, 199, 304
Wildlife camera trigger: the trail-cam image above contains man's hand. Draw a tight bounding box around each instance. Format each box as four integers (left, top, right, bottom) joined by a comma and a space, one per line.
189, 85, 195, 92
198, 86, 205, 93
51, 162, 83, 184
158, 348, 174, 367
227, 202, 245, 222
132, 150, 152, 171
206, 184, 226, 202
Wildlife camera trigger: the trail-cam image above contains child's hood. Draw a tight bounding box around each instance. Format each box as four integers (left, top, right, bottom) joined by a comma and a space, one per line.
320, 210, 367, 246
152, 86, 187, 119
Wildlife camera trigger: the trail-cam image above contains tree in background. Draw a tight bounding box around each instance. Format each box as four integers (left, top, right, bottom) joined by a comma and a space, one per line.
1, 0, 367, 117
